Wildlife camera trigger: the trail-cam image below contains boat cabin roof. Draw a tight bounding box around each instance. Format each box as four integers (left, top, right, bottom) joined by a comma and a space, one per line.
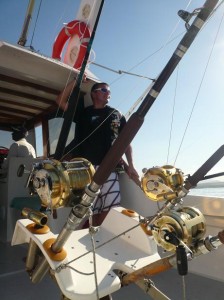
0, 41, 98, 132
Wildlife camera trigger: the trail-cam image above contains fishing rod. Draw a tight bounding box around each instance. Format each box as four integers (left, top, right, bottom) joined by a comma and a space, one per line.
93, 0, 219, 186
200, 171, 224, 181
55, 0, 219, 244
120, 229, 224, 287
184, 144, 224, 189
30, 0, 219, 284
54, 0, 105, 160
119, 144, 224, 289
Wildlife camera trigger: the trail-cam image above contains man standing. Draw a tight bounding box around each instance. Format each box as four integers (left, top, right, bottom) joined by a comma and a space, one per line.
57, 81, 139, 225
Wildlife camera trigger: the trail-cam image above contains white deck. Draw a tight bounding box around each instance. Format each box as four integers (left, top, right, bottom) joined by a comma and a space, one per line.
12, 207, 160, 299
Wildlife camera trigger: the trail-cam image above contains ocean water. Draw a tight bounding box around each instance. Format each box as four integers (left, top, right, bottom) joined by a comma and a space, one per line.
189, 186, 224, 198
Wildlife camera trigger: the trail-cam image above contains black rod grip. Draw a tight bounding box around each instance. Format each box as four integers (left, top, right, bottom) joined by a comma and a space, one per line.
176, 245, 188, 276
184, 145, 224, 190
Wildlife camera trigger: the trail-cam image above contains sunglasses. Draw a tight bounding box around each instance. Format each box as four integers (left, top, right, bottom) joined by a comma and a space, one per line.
93, 88, 111, 94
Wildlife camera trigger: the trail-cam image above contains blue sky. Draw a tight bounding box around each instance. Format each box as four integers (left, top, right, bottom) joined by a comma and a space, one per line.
1, 0, 224, 178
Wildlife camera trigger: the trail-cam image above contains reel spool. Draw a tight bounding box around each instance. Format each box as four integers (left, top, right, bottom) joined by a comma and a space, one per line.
31, 158, 95, 209
151, 206, 206, 252
141, 165, 184, 201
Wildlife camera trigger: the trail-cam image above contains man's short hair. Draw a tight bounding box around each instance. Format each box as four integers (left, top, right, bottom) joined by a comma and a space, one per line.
91, 82, 109, 93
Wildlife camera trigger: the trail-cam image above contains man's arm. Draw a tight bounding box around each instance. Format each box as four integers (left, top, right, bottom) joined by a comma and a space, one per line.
124, 144, 140, 185
56, 74, 88, 111
56, 80, 76, 111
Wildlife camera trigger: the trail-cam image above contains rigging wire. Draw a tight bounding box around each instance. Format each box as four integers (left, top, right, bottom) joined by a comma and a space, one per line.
91, 62, 154, 81
40, 0, 222, 159
112, 0, 193, 84
60, 0, 196, 157
49, 2, 99, 158
115, 0, 194, 119
30, 0, 193, 158
33, 1, 96, 154
173, 7, 224, 165
91, 32, 184, 87
22, 0, 76, 157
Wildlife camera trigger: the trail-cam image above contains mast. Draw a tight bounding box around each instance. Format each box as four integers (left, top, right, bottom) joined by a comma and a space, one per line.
17, 0, 35, 46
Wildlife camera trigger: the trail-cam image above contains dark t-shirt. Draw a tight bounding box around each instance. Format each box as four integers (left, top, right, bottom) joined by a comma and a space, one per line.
70, 105, 126, 165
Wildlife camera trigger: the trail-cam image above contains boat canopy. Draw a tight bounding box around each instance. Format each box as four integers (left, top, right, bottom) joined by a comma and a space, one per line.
0, 41, 98, 132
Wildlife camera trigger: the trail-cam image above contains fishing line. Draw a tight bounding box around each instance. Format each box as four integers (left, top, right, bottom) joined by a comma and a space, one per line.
209, 0, 224, 19
182, 276, 187, 300
166, 65, 179, 164
94, 32, 183, 88
105, 1, 193, 119
61, 1, 195, 160
55, 1, 193, 158
61, 105, 119, 160
50, 1, 216, 159
111, 0, 193, 83
50, 0, 74, 44
90, 229, 100, 300
173, 7, 224, 166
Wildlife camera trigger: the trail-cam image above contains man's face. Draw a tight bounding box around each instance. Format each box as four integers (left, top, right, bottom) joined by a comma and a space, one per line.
93, 84, 111, 105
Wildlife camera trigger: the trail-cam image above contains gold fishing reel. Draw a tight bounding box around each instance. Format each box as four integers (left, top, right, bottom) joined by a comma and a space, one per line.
151, 206, 206, 252
30, 158, 95, 209
141, 165, 184, 202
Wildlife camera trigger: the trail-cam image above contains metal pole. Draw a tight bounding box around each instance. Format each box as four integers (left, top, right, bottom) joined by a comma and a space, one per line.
17, 0, 35, 46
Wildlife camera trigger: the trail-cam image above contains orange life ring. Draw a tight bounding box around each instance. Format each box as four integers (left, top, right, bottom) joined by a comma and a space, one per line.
52, 20, 91, 69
